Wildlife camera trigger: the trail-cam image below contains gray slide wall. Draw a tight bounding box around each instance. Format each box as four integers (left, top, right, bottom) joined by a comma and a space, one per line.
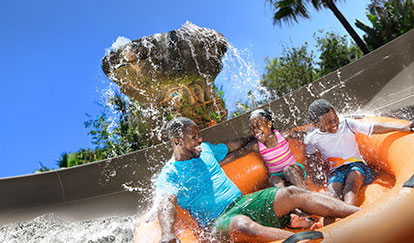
1, 30, 413, 226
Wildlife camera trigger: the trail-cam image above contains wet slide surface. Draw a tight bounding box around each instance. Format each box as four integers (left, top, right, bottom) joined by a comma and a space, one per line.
0, 30, 413, 230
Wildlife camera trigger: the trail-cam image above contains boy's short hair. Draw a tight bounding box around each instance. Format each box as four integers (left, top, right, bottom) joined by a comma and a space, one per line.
308, 99, 335, 123
165, 117, 196, 142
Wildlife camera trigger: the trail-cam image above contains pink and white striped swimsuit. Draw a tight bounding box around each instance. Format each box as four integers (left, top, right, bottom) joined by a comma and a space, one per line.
258, 129, 296, 174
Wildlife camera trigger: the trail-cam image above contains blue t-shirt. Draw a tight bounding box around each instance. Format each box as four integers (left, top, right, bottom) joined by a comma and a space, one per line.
156, 142, 242, 227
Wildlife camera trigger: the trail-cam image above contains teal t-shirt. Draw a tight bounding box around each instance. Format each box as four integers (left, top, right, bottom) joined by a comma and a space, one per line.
156, 142, 242, 227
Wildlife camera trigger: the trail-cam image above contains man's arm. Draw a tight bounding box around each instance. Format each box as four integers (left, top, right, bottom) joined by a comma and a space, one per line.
158, 194, 180, 243
219, 141, 258, 167
372, 121, 414, 134
305, 152, 329, 186
224, 135, 256, 153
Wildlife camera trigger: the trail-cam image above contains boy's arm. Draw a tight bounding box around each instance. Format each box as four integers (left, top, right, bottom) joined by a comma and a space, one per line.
224, 135, 256, 153
158, 194, 181, 243
219, 141, 258, 167
305, 152, 329, 186
280, 126, 316, 140
372, 121, 414, 134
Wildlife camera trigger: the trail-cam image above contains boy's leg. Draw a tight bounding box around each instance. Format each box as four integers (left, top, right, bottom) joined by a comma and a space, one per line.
272, 186, 359, 219
327, 165, 348, 200
327, 182, 344, 200
343, 170, 364, 206
228, 215, 293, 242
284, 164, 307, 189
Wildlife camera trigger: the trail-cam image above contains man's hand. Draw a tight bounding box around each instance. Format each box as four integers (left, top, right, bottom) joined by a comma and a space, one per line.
160, 232, 181, 243
158, 195, 179, 243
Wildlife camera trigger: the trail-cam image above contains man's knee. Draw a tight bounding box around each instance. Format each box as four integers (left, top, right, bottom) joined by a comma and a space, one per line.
278, 185, 305, 200
229, 215, 259, 238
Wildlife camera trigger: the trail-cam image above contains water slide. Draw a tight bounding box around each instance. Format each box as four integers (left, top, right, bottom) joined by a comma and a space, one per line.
1, 29, 413, 229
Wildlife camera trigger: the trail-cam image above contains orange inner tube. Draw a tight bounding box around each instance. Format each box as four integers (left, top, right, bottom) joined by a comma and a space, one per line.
135, 117, 414, 243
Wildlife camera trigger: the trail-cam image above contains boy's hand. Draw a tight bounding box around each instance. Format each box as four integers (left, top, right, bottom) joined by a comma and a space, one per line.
402, 121, 414, 132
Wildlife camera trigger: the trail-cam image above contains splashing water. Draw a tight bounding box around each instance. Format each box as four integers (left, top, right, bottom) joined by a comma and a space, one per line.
216, 43, 271, 114
0, 214, 139, 243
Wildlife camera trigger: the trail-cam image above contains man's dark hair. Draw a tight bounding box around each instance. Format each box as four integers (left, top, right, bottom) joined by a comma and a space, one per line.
165, 117, 196, 142
308, 99, 335, 123
248, 109, 275, 130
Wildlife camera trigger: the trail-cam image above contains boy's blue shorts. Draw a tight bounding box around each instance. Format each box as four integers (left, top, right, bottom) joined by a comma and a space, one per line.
328, 161, 375, 186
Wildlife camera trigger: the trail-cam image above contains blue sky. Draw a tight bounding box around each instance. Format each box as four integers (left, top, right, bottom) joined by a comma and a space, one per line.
0, 0, 370, 178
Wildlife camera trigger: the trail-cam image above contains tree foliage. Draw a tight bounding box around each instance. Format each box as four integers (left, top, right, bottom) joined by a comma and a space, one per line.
315, 31, 363, 76
261, 43, 317, 98
84, 91, 150, 158
53, 91, 151, 169
266, 0, 370, 54
230, 90, 268, 117
261, 31, 361, 97
57, 149, 105, 168
355, 0, 414, 50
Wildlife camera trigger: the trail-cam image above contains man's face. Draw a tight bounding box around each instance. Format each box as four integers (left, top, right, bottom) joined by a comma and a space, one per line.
315, 109, 339, 133
177, 123, 203, 159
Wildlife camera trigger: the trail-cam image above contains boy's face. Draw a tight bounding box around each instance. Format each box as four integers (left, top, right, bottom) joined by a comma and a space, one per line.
315, 109, 339, 133
175, 123, 203, 160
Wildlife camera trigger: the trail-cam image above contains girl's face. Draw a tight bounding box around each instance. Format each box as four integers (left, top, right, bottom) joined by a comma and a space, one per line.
249, 115, 273, 143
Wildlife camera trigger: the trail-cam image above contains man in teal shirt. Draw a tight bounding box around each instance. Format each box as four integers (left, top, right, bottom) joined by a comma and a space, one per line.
155, 117, 359, 242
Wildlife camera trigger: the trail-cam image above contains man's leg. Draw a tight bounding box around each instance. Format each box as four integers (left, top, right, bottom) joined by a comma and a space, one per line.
284, 164, 307, 189
343, 170, 364, 206
273, 186, 359, 219
228, 215, 293, 242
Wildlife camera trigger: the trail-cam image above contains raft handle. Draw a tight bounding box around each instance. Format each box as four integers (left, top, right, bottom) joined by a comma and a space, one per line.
282, 231, 324, 243
403, 174, 414, 188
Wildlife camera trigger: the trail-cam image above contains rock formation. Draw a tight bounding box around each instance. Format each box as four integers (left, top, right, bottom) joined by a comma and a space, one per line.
102, 22, 228, 134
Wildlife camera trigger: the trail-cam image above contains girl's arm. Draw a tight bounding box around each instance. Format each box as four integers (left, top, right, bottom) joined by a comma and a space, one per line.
372, 121, 414, 134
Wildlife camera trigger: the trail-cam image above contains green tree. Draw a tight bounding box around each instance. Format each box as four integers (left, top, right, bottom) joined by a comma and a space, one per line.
315, 31, 363, 76
84, 91, 151, 159
355, 0, 414, 50
34, 162, 53, 173
260, 32, 362, 99
231, 90, 267, 117
51, 91, 151, 170
260, 43, 317, 98
57, 148, 105, 168
266, 0, 370, 54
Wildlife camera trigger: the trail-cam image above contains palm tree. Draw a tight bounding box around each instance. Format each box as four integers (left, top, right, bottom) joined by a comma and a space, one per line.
355, 0, 414, 50
266, 0, 370, 54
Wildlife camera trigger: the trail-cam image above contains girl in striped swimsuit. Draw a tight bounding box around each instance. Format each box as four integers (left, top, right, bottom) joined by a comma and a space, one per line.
247, 109, 307, 189
219, 109, 319, 228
